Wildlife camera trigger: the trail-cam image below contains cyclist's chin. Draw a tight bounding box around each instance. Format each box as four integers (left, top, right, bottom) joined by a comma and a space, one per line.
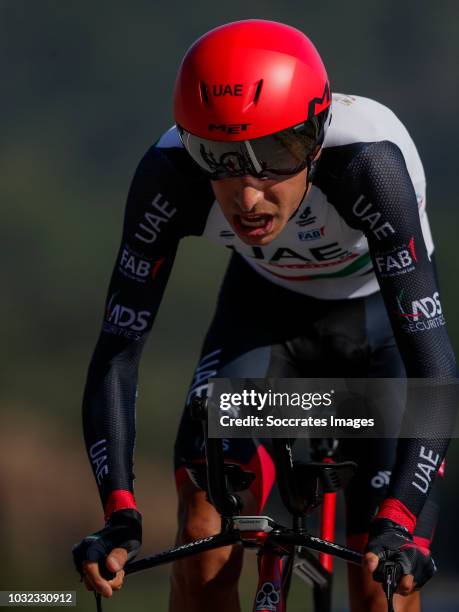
233, 214, 283, 245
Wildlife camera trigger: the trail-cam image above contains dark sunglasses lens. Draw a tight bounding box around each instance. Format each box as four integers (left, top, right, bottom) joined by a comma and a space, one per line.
178, 110, 328, 179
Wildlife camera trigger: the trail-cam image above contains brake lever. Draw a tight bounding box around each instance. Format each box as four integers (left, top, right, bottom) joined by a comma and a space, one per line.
383, 560, 401, 612
94, 592, 103, 612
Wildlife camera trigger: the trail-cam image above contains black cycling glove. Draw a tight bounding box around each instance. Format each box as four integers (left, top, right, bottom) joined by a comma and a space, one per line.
72, 509, 142, 579
366, 518, 436, 589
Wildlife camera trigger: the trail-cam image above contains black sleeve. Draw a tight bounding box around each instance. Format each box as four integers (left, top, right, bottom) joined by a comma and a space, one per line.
337, 141, 457, 524
82, 146, 186, 513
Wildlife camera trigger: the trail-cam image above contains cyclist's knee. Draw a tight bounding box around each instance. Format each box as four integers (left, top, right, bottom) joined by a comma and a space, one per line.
171, 543, 243, 596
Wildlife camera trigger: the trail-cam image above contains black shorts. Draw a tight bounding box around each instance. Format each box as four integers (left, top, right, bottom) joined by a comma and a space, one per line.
174, 254, 440, 549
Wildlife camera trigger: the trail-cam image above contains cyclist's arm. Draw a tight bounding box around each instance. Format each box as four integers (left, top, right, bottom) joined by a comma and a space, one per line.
338, 140, 457, 533
83, 145, 185, 520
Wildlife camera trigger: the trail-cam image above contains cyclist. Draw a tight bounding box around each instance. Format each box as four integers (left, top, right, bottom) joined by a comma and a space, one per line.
73, 20, 456, 612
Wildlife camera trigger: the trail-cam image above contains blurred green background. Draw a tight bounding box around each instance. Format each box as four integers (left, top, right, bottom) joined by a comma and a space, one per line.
1, 1, 458, 609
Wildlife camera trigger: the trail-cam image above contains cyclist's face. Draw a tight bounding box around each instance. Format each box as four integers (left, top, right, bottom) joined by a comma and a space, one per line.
211, 168, 308, 246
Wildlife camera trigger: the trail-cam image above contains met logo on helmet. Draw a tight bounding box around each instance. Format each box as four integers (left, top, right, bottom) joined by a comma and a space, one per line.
208, 123, 250, 134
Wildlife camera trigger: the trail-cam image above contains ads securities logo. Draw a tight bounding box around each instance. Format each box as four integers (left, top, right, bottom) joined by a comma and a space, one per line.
103, 293, 151, 340
396, 290, 445, 333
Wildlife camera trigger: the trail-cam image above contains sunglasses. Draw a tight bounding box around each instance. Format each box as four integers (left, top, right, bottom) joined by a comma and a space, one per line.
178, 108, 330, 180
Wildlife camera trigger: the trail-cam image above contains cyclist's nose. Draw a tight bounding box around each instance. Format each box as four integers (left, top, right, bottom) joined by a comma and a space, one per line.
235, 180, 264, 213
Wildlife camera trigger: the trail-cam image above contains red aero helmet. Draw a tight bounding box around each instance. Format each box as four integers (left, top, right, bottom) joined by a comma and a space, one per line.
173, 19, 331, 142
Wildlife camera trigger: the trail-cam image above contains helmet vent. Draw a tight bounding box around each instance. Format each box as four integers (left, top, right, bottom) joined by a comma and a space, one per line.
199, 81, 209, 104
253, 79, 263, 104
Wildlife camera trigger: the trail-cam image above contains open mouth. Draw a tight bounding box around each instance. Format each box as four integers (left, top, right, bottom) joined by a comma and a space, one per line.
234, 214, 274, 238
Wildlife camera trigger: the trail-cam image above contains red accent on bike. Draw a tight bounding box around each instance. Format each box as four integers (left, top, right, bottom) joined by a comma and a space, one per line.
255, 551, 285, 612
104, 489, 138, 520
175, 449, 276, 513
375, 498, 416, 534
319, 459, 337, 572
247, 444, 276, 513
240, 531, 269, 544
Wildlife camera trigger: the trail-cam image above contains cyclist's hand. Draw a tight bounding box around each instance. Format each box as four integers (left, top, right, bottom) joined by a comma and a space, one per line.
364, 518, 436, 595
82, 547, 127, 597
72, 509, 142, 598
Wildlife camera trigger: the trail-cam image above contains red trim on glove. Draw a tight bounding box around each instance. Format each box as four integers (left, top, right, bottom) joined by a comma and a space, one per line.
413, 535, 431, 556
376, 498, 416, 534
104, 489, 138, 521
